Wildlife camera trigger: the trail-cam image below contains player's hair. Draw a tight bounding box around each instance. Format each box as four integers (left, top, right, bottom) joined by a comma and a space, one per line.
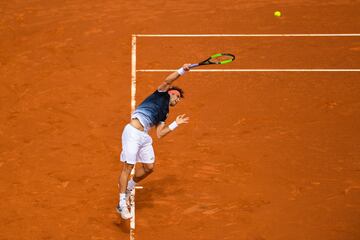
168, 86, 184, 98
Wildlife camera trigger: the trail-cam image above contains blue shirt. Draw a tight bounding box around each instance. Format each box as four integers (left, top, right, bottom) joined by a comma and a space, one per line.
132, 90, 170, 132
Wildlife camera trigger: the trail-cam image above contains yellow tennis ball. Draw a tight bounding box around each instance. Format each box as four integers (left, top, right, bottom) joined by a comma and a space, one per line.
274, 11, 282, 17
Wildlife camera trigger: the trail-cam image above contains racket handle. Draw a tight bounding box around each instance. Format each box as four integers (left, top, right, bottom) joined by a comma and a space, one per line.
189, 63, 199, 69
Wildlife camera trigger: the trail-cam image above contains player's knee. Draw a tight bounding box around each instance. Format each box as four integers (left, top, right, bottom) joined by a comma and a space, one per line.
143, 163, 154, 174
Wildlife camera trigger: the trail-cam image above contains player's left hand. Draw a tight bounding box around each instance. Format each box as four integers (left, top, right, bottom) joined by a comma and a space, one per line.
175, 114, 189, 125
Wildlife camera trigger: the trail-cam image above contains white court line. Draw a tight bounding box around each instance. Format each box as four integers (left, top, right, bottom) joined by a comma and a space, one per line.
134, 33, 360, 37
131, 35, 137, 113
130, 189, 136, 240
130, 35, 137, 240
138, 69, 360, 72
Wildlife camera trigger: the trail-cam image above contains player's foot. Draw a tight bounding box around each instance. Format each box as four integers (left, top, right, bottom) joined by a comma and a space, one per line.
116, 204, 132, 220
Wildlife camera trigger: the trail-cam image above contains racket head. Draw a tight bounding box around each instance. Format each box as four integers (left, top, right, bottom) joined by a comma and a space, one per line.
208, 53, 235, 64
189, 53, 236, 69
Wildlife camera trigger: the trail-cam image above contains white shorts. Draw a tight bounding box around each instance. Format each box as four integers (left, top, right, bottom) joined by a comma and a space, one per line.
120, 124, 155, 165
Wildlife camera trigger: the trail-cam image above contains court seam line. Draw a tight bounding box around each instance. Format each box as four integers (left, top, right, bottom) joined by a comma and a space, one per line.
133, 33, 360, 37
137, 69, 360, 72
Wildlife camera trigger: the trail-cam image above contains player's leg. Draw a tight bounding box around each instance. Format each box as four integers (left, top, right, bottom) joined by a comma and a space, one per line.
118, 162, 136, 219
127, 135, 155, 191
118, 162, 135, 193
117, 124, 140, 219
133, 163, 154, 183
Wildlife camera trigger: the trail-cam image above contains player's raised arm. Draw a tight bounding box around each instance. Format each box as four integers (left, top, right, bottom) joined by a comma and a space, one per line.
157, 64, 191, 92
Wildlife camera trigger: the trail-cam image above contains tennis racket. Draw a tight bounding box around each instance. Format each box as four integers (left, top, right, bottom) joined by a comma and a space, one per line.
189, 53, 235, 69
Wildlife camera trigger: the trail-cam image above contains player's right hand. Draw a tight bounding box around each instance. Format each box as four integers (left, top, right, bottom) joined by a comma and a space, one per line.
182, 64, 191, 71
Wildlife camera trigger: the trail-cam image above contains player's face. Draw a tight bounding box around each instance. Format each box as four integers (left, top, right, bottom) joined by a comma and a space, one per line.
169, 91, 181, 107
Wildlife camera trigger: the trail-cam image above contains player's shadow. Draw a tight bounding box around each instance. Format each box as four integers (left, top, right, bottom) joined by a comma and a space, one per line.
112, 217, 131, 234
135, 174, 178, 210
112, 174, 179, 233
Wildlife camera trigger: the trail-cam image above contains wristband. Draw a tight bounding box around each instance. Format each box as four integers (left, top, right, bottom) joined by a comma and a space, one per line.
168, 121, 178, 131
177, 67, 186, 76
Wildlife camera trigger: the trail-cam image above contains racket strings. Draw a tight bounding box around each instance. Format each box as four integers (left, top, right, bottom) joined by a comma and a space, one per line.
209, 54, 235, 64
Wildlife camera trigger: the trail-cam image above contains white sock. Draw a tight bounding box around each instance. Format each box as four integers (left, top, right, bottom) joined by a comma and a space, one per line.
127, 178, 136, 192
119, 193, 126, 207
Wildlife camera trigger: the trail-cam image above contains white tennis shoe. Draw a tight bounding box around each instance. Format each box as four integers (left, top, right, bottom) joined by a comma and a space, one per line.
116, 204, 132, 220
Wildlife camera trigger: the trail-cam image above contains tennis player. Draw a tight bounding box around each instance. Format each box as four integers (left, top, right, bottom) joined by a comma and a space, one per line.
116, 64, 191, 219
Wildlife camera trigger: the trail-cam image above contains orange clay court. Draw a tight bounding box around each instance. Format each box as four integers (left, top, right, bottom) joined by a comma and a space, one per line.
1, 1, 360, 240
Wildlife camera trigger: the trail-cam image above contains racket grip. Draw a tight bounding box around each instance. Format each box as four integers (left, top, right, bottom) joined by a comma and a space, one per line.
189, 64, 199, 69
